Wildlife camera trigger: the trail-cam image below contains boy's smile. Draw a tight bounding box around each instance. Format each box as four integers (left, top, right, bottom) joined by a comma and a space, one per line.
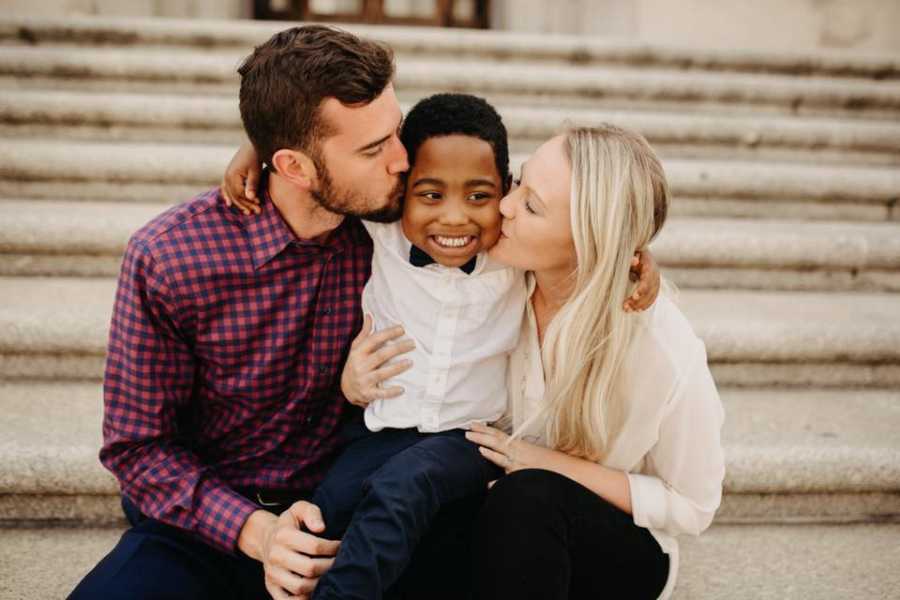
401, 134, 503, 269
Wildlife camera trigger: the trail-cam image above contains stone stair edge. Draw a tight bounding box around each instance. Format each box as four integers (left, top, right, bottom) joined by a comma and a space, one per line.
3, 203, 900, 272
1, 15, 898, 81
4, 46, 900, 102
1, 277, 900, 363
4, 90, 900, 156
1, 141, 897, 204
1, 383, 897, 497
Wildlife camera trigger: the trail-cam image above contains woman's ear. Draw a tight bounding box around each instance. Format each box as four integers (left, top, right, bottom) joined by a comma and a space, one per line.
271, 149, 318, 190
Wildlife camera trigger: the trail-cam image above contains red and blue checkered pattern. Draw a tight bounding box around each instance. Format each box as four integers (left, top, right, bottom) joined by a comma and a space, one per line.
101, 187, 372, 553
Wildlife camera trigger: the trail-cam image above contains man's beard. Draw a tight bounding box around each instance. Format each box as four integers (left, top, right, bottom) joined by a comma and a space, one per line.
310, 159, 404, 223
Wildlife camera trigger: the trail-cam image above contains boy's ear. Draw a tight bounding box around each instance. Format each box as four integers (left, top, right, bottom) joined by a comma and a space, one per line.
271, 149, 318, 190
503, 173, 513, 194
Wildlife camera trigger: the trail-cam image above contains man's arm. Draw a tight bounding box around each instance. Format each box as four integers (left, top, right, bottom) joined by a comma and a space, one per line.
101, 237, 258, 553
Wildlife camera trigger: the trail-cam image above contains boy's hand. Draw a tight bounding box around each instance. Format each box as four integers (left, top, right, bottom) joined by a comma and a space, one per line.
341, 314, 415, 408
221, 139, 263, 215
624, 249, 660, 312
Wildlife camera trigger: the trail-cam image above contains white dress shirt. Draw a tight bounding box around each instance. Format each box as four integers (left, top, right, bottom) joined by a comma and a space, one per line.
361, 221, 527, 433
505, 274, 726, 600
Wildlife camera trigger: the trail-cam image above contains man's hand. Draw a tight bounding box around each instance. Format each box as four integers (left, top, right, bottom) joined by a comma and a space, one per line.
340, 314, 415, 408
624, 249, 661, 312
238, 502, 340, 600
221, 139, 263, 215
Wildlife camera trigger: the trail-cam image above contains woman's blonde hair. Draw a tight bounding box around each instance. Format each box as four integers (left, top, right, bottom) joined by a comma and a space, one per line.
514, 125, 668, 461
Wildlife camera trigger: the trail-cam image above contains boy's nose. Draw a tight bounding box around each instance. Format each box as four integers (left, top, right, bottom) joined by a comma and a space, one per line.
439, 201, 469, 225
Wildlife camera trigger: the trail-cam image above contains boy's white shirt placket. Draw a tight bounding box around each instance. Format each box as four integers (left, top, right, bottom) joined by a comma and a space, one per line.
360, 220, 526, 434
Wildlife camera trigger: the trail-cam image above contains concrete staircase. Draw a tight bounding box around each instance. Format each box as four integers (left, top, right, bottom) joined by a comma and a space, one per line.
0, 16, 898, 599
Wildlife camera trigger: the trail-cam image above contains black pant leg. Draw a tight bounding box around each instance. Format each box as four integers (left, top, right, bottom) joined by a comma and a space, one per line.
472, 468, 669, 600
314, 430, 496, 600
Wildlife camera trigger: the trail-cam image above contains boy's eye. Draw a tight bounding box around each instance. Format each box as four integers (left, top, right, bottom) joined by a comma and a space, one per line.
419, 192, 442, 201
467, 192, 492, 203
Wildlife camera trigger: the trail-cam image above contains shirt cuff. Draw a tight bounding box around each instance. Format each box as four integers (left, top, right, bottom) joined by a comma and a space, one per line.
193, 483, 260, 555
627, 472, 668, 531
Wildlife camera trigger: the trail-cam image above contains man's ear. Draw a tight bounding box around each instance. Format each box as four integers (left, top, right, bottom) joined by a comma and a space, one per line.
271, 149, 318, 190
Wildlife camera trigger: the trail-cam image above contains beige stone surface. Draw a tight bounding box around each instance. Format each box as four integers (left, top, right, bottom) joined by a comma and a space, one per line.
1, 382, 896, 521
3, 45, 900, 118
4, 91, 900, 165
1, 15, 898, 79
1, 523, 899, 600
3, 141, 898, 212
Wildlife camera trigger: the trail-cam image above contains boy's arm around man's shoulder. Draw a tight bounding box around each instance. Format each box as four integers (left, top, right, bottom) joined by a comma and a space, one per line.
100, 235, 258, 554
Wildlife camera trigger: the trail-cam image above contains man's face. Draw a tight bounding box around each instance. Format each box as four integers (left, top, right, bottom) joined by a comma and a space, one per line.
401, 134, 503, 268
312, 84, 408, 222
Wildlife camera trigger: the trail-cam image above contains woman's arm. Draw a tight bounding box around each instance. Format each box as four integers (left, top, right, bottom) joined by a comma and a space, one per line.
466, 423, 632, 514
627, 343, 725, 537
220, 138, 263, 214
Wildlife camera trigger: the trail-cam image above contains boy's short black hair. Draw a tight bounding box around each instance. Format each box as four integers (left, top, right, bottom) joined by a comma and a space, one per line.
400, 93, 510, 191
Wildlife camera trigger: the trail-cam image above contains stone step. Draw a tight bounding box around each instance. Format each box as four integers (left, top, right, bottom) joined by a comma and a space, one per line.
1, 277, 898, 387
2, 15, 899, 81
2, 523, 898, 600
4, 91, 900, 167
4, 201, 900, 292
3, 46, 900, 120
1, 382, 897, 526
1, 141, 898, 222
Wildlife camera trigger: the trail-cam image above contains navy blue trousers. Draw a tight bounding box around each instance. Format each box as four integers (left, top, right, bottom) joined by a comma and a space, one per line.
68, 425, 494, 600
310, 423, 502, 600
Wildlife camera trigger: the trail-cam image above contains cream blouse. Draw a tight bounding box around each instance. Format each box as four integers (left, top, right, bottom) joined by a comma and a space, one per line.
505, 274, 726, 600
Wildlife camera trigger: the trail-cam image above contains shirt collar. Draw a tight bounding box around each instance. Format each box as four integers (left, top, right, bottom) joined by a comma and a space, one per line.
242, 173, 362, 270
244, 185, 296, 270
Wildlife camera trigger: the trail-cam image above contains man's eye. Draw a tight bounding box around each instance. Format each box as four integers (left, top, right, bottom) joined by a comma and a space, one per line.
363, 145, 384, 157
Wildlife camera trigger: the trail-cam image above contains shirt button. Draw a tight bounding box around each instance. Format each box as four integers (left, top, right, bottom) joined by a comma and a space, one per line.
319, 366, 328, 375
306, 415, 314, 425
323, 307, 332, 315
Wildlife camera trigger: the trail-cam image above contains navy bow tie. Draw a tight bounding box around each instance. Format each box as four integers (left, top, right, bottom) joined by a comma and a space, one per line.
409, 244, 477, 275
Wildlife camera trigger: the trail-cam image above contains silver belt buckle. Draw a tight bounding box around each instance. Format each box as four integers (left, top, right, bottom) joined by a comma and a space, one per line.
256, 491, 282, 507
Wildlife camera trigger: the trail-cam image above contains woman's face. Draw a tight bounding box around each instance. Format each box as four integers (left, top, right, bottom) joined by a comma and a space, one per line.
488, 135, 576, 274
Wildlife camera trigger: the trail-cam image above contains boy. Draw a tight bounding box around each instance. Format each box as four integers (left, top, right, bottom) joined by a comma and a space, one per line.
230, 93, 522, 600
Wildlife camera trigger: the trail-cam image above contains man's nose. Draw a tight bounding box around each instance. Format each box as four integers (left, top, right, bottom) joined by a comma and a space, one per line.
387, 136, 409, 175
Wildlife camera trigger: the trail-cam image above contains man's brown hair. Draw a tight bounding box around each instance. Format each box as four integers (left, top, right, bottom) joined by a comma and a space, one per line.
238, 25, 395, 169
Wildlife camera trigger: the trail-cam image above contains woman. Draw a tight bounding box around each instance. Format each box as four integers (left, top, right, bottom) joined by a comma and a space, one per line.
349, 125, 724, 599
223, 124, 725, 599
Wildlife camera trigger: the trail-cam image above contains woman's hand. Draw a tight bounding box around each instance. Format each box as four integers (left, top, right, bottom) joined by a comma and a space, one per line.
340, 314, 415, 408
221, 139, 263, 215
624, 249, 660, 313
465, 422, 559, 475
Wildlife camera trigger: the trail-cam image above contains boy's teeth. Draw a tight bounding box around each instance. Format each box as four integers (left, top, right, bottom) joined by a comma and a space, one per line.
434, 236, 471, 248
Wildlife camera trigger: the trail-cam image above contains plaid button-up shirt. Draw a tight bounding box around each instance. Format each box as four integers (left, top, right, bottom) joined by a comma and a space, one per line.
101, 187, 372, 553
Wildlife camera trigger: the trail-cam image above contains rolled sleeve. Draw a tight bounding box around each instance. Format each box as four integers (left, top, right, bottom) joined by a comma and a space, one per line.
101, 237, 255, 553
628, 342, 725, 538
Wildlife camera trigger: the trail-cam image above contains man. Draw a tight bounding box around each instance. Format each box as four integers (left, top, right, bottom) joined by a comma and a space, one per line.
72, 26, 411, 600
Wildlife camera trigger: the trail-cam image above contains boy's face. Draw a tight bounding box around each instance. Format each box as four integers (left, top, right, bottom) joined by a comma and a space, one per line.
401, 134, 503, 269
